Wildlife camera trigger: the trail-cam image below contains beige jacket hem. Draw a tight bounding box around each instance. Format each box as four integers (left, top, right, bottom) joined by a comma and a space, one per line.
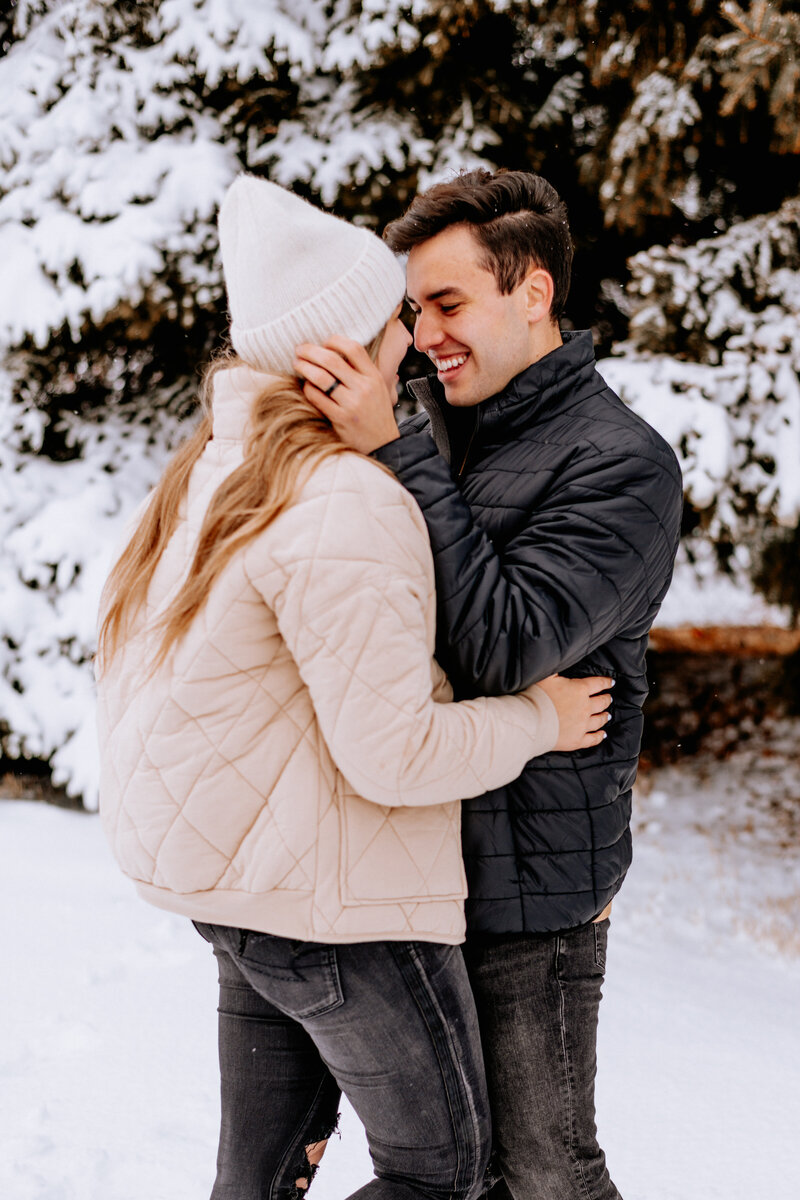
135, 881, 466, 945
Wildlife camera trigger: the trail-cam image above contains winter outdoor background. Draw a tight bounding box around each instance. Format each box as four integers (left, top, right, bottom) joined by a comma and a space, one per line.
1, 1, 799, 1197
1, 0, 799, 800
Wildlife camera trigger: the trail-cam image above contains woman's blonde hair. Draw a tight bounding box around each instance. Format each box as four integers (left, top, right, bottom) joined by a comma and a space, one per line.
98, 330, 386, 673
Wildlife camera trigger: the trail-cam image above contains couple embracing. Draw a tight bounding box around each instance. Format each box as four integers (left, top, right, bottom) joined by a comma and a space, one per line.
96, 168, 682, 1199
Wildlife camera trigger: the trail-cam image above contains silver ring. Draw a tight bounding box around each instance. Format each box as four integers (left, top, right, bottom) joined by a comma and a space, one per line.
324, 378, 341, 397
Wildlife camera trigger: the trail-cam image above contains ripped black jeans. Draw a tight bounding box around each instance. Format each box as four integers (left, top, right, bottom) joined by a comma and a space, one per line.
193, 924, 491, 1200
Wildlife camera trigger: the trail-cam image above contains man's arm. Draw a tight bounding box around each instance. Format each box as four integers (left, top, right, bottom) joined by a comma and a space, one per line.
247, 453, 569, 806
374, 430, 683, 697
294, 336, 683, 698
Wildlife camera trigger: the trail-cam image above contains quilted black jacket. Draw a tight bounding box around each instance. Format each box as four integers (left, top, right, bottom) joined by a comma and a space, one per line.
374, 330, 683, 934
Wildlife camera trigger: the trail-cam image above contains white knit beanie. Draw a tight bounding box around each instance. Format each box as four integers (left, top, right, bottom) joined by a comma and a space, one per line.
218, 174, 406, 375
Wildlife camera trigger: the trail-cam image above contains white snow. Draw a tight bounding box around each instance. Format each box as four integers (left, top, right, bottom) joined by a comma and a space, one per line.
657, 545, 792, 629
3, 734, 800, 1199
601, 196, 800, 543
600, 72, 701, 211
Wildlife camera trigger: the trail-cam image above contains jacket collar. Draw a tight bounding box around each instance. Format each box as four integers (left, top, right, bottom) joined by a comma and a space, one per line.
407, 330, 603, 461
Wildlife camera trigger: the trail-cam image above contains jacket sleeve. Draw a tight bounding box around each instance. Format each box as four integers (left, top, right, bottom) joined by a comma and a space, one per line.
244, 454, 559, 808
374, 429, 683, 697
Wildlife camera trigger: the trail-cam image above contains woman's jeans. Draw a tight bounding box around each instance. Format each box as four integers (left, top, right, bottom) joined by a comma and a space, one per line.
193, 923, 491, 1200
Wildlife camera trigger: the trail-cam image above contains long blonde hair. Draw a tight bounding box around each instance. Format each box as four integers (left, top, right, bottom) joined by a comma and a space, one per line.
98, 336, 385, 673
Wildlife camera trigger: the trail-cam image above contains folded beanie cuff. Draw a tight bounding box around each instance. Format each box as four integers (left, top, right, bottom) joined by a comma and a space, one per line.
231, 233, 406, 376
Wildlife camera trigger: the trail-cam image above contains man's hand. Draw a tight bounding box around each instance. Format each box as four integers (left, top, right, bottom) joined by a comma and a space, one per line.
294, 336, 401, 455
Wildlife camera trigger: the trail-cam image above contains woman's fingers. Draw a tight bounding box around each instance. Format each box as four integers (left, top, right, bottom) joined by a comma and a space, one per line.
583, 676, 613, 736
588, 713, 612, 732
324, 335, 377, 370
295, 340, 359, 374
534, 673, 616, 752
294, 344, 358, 395
296, 363, 345, 401
585, 675, 615, 694
294, 340, 400, 455
583, 676, 614, 719
299, 381, 340, 419
294, 337, 376, 385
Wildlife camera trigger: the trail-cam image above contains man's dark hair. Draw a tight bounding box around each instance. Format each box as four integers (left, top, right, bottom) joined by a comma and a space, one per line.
384, 169, 573, 320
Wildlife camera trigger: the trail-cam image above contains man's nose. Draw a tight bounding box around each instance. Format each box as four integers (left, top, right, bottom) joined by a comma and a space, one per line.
414, 310, 443, 354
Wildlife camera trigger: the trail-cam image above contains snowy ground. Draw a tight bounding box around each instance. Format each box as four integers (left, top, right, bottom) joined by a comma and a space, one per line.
3, 725, 800, 1200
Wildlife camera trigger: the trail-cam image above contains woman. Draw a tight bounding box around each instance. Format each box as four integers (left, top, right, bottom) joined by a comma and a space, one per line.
95, 175, 612, 1200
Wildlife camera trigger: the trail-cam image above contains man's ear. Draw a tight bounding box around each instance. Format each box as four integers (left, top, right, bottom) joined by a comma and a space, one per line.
524, 268, 555, 325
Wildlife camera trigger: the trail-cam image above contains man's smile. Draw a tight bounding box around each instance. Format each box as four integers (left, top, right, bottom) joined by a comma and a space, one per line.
430, 351, 470, 379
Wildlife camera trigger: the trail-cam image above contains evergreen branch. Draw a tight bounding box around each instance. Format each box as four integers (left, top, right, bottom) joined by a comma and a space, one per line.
717, 0, 800, 135
721, 0, 785, 51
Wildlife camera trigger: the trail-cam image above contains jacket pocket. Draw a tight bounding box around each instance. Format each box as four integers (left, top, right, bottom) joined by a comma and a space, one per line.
238, 933, 344, 1019
338, 793, 467, 906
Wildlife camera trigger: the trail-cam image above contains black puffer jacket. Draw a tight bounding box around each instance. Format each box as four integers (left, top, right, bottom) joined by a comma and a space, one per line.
374, 331, 683, 934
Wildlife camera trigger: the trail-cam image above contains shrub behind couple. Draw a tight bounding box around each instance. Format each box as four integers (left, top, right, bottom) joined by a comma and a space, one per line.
97, 169, 682, 1199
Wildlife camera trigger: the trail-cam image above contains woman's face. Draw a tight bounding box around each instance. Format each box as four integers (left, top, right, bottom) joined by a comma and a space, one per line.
376, 306, 413, 392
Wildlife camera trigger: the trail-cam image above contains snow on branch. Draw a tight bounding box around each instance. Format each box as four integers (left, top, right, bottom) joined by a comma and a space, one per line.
0, 0, 452, 802
601, 199, 800, 623
259, 81, 433, 207
600, 71, 702, 230
718, 0, 800, 154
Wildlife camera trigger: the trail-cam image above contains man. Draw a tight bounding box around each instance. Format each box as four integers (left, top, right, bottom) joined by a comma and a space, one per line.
296, 169, 682, 1199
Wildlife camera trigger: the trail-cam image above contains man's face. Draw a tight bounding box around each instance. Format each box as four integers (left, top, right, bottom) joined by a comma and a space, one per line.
405, 224, 536, 407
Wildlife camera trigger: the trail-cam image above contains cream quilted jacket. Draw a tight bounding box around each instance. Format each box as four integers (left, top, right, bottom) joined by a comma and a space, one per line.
97, 365, 559, 944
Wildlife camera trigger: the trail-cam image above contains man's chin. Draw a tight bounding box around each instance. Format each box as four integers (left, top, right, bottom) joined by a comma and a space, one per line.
442, 380, 486, 408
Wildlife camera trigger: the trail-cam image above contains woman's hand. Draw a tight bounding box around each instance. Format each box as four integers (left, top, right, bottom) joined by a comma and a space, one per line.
294, 336, 401, 455
532, 674, 614, 751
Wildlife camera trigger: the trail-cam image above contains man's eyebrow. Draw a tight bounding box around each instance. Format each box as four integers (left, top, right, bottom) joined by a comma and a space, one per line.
406, 287, 467, 305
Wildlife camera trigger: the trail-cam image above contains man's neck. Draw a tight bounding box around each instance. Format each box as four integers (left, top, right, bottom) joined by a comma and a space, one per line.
528, 322, 563, 367
480, 323, 564, 405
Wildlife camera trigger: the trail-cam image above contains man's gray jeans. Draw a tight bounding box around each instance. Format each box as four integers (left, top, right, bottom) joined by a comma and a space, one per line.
463, 919, 621, 1200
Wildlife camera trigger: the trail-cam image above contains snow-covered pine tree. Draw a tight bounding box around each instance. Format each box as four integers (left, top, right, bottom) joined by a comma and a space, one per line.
0, 0, 608, 802
588, 0, 800, 623
2, 0, 798, 802
600, 198, 800, 623
0, 0, 335, 801
538, 0, 800, 235
284, 0, 799, 333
